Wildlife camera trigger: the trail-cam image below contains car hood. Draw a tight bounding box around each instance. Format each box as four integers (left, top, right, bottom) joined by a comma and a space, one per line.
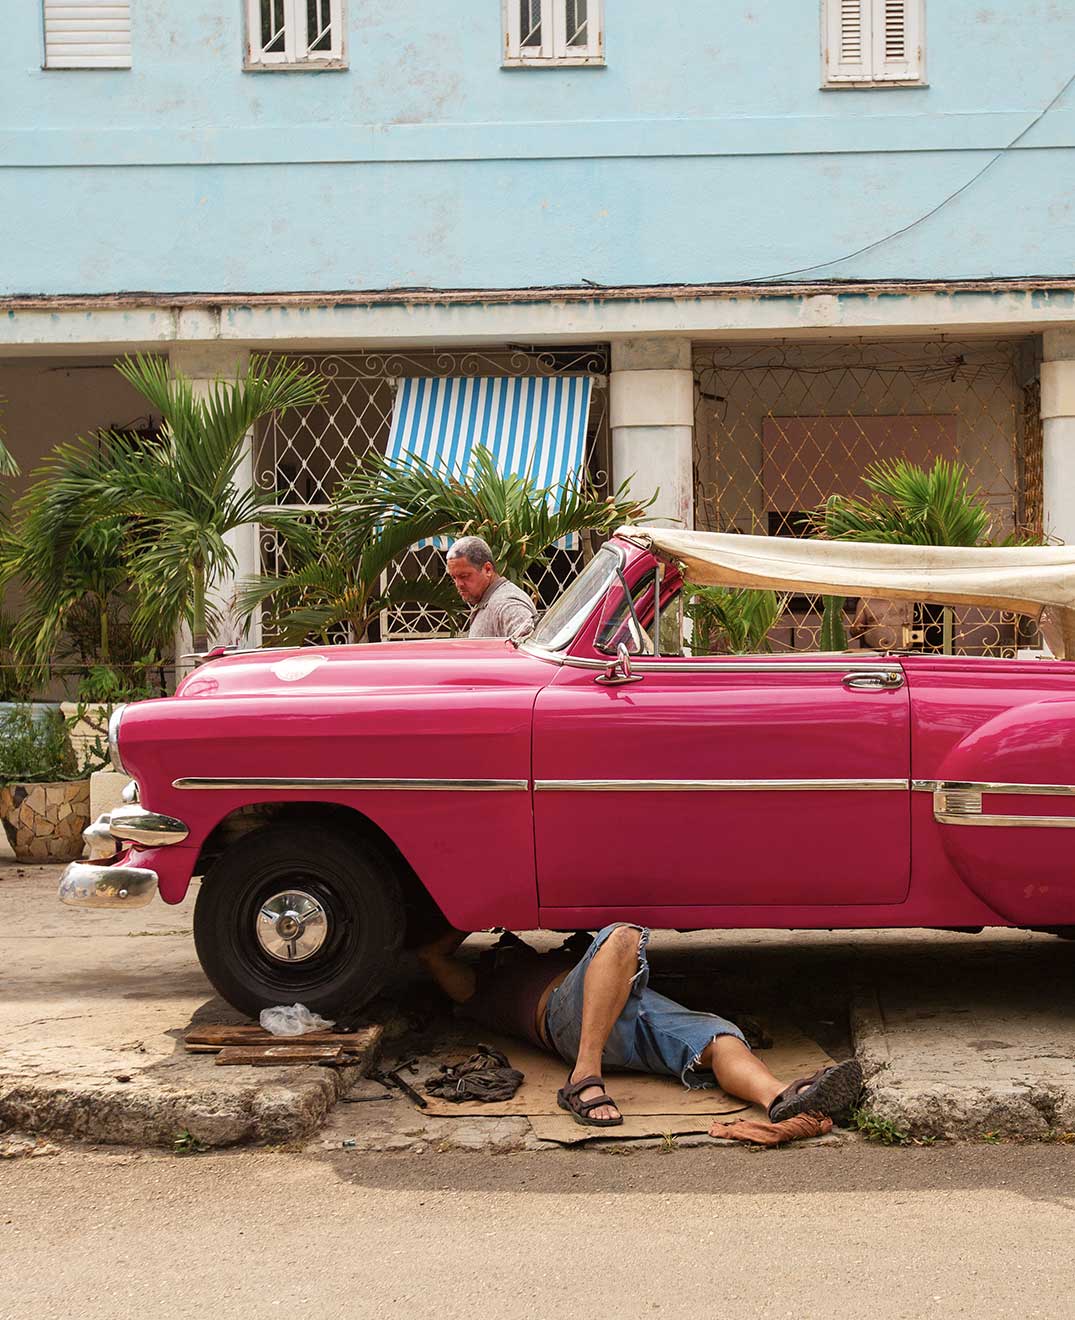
172, 638, 556, 700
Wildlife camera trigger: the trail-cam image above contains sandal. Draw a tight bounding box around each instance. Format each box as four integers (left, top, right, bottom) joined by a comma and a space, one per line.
557, 1074, 624, 1128
768, 1058, 863, 1124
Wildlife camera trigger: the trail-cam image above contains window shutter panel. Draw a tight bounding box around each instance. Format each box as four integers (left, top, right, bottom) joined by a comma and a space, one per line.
825, 0, 872, 83
874, 0, 923, 81
44, 1, 132, 69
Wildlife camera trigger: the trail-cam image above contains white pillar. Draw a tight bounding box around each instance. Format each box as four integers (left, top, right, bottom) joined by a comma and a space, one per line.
1042, 329, 1075, 545
167, 345, 261, 663
609, 338, 694, 529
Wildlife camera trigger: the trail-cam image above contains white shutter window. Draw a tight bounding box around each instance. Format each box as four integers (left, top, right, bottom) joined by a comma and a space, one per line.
43, 1, 132, 70
504, 0, 604, 66
246, 0, 345, 68
823, 0, 925, 87
873, 0, 922, 82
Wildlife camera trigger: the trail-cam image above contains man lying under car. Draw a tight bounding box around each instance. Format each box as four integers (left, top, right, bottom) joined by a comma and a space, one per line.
417, 921, 862, 1128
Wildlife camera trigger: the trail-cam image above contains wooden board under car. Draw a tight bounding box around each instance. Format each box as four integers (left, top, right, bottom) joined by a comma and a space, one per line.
214, 1043, 346, 1066
183, 1023, 384, 1070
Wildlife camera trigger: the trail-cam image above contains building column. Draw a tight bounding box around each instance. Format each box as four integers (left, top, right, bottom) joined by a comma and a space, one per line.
1042, 329, 1075, 544
609, 338, 694, 529
167, 345, 261, 665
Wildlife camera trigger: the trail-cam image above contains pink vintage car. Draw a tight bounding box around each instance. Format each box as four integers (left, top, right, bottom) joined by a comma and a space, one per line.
59, 529, 1075, 1017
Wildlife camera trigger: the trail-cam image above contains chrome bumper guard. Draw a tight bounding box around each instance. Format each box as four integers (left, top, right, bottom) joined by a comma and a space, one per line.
59, 861, 159, 909
58, 803, 190, 909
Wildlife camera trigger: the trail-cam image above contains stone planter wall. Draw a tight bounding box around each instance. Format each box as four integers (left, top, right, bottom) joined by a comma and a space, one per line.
0, 780, 91, 862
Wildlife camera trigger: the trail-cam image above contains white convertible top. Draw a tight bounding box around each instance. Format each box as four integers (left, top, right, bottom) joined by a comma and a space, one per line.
616, 526, 1075, 659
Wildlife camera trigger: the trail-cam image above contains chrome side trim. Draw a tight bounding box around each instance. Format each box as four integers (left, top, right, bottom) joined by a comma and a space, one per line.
922, 780, 1075, 828
172, 776, 529, 792
536, 778, 909, 793
521, 648, 906, 675
935, 810, 1075, 829
916, 779, 1075, 797
108, 804, 190, 847
59, 862, 158, 909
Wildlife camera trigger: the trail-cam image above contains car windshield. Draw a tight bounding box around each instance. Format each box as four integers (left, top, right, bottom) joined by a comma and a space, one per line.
526, 545, 621, 652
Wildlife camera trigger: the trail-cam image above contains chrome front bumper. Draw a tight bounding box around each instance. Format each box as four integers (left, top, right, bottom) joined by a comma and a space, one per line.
59, 861, 159, 909
58, 801, 189, 910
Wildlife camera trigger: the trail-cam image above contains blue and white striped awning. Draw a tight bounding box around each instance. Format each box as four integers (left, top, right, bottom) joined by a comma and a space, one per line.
386, 374, 592, 495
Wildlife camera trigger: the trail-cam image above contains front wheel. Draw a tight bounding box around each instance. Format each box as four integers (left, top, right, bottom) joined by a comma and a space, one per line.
193, 823, 405, 1019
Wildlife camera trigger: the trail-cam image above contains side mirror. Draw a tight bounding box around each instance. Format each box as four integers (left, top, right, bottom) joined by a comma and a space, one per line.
595, 642, 645, 687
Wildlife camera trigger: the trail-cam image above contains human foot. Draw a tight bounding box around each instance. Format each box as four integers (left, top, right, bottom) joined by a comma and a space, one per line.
557, 1074, 623, 1127
768, 1059, 863, 1124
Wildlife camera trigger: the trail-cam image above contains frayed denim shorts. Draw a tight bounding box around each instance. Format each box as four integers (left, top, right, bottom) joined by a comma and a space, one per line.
543, 924, 748, 1090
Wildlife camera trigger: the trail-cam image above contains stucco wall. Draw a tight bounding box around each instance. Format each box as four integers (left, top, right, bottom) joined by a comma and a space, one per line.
2, 1, 1074, 294
0, 361, 145, 497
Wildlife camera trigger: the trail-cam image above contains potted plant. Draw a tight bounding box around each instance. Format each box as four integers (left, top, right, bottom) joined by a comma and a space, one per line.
0, 705, 93, 862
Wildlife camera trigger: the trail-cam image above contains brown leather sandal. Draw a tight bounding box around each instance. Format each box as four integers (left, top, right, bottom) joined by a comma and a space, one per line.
768, 1059, 863, 1124
557, 1074, 624, 1127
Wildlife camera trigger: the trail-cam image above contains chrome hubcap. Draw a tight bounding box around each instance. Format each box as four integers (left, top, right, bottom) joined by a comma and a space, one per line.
255, 890, 329, 963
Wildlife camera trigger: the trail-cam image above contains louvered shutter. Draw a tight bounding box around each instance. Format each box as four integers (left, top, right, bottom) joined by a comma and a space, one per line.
44, 1, 132, 69
825, 0, 871, 82
873, 0, 923, 82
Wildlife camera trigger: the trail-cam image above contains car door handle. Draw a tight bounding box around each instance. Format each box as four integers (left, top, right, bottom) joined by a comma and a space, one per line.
842, 670, 904, 691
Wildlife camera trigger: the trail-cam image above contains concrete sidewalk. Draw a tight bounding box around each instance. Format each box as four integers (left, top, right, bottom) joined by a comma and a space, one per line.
2, 863, 1073, 1148
0, 865, 378, 1149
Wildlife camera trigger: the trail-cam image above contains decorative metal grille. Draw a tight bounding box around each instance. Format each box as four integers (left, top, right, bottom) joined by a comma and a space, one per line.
256, 347, 610, 643
693, 338, 1040, 657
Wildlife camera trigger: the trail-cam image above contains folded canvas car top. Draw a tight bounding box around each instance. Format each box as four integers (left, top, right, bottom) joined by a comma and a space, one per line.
616, 527, 1075, 659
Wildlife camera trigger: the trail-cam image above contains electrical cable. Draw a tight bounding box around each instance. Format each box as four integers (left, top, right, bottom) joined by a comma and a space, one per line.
743, 67, 1075, 285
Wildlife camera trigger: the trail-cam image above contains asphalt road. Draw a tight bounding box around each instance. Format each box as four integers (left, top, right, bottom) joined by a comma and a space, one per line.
3, 1144, 1074, 1319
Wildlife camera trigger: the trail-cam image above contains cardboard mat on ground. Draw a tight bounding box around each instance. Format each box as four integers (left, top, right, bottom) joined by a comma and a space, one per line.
420, 1028, 834, 1143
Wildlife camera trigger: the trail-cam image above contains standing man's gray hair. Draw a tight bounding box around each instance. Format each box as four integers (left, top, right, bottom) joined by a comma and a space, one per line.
445, 535, 538, 640
447, 536, 495, 570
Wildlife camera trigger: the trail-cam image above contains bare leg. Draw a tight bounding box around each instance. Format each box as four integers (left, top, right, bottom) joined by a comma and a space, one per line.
698, 1035, 786, 1111
568, 925, 644, 1122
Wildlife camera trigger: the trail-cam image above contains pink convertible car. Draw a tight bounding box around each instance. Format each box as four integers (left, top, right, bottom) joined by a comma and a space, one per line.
60, 528, 1075, 1016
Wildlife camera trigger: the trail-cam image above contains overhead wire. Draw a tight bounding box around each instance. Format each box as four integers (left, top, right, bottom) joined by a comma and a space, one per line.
743, 67, 1075, 285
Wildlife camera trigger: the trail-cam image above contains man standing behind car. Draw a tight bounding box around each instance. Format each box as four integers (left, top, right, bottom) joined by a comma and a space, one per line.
446, 536, 538, 640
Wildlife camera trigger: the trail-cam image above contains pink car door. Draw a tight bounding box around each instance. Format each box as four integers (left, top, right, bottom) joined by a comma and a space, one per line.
532, 645, 911, 918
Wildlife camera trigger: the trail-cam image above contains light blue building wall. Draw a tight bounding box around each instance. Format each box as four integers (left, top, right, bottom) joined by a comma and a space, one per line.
2, 1, 1074, 296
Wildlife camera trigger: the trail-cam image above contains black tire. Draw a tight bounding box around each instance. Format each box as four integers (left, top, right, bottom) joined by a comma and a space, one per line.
193, 822, 405, 1019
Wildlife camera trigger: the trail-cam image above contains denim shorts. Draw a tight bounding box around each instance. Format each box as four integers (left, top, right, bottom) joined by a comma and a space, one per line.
543, 924, 748, 1090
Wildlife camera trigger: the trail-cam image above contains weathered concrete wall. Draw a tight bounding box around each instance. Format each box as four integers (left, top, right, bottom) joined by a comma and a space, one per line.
2, 1, 1074, 294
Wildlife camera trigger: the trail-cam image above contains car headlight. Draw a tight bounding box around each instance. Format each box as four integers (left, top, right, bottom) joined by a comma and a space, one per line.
108, 704, 129, 775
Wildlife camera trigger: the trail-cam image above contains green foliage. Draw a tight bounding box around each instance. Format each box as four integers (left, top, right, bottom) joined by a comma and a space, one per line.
685, 585, 784, 655
172, 1129, 209, 1157
336, 444, 652, 592
15, 354, 326, 652
0, 614, 35, 702
0, 399, 19, 479
0, 706, 79, 783
819, 595, 847, 651
76, 663, 155, 705
236, 516, 463, 646
847, 1106, 935, 1146
812, 458, 994, 547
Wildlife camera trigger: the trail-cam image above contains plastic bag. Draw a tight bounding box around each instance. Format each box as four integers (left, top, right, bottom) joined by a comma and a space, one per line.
258, 1003, 333, 1037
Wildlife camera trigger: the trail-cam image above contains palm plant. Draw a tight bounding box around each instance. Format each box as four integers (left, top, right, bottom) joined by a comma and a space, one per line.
336, 444, 651, 592
0, 403, 18, 478
811, 457, 994, 546
236, 515, 462, 646
16, 355, 325, 652
685, 585, 785, 655
1, 515, 135, 671
811, 457, 1001, 653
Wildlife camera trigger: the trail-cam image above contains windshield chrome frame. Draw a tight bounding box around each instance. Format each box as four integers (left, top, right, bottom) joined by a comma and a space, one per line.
520, 542, 626, 660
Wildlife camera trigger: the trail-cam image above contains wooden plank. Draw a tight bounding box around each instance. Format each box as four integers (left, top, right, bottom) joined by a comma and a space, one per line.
214, 1044, 345, 1067
185, 1024, 381, 1049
